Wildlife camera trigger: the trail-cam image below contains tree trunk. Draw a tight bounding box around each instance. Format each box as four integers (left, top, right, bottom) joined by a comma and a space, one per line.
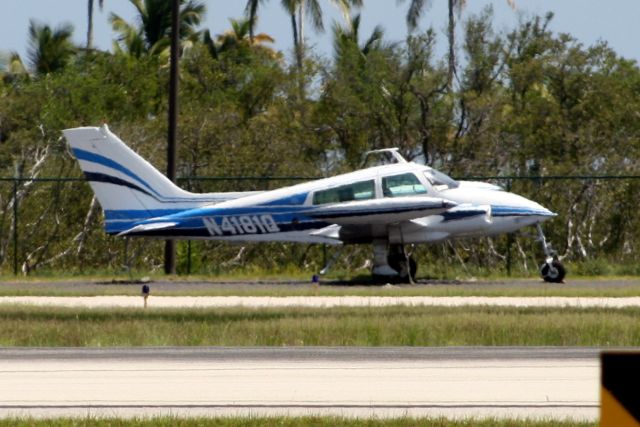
298, 4, 305, 45
248, 0, 256, 44
87, 0, 94, 49
291, 12, 302, 71
290, 11, 306, 100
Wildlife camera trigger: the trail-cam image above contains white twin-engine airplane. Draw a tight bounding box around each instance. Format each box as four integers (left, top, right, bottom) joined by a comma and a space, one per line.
63, 125, 565, 283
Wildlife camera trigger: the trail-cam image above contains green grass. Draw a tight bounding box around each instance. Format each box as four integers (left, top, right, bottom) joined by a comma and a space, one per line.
0, 417, 596, 427
1, 305, 639, 346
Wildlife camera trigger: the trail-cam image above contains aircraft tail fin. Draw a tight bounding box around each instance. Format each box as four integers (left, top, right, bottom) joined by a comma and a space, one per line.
63, 125, 234, 234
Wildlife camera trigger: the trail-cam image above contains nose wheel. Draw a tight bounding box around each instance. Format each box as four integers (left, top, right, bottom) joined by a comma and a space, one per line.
536, 224, 565, 283
540, 259, 565, 283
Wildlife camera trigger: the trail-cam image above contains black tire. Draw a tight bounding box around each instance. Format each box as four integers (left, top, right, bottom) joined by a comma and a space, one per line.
540, 260, 566, 283
387, 253, 418, 282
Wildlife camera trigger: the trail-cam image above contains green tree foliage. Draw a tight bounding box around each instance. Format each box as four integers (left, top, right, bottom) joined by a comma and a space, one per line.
110, 0, 205, 57
204, 17, 277, 63
27, 20, 76, 75
0, 7, 639, 275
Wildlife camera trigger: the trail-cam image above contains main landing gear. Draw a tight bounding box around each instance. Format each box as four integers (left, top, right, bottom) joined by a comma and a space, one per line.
372, 240, 416, 283
536, 224, 565, 283
317, 241, 416, 284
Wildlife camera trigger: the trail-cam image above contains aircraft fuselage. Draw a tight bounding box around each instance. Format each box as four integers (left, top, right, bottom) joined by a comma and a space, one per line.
120, 162, 554, 245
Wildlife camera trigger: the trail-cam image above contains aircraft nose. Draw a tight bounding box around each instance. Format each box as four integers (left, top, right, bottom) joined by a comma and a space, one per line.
510, 193, 556, 218
488, 189, 556, 220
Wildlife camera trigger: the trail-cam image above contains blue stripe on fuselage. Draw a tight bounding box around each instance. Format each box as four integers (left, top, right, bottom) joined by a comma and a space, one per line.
491, 205, 554, 217
258, 193, 309, 206
105, 205, 330, 235
105, 209, 185, 220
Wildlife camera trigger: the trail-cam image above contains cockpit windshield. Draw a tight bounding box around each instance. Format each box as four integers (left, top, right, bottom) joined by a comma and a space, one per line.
424, 169, 459, 191
382, 173, 427, 197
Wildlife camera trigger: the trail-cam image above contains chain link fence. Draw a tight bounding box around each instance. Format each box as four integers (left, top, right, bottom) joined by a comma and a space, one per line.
1, 174, 639, 275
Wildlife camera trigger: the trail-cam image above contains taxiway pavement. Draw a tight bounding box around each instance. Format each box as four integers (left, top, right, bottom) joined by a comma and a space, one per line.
0, 347, 600, 420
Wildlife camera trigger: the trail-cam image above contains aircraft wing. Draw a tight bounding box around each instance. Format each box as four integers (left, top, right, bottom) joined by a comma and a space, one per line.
303, 196, 457, 225
112, 196, 457, 240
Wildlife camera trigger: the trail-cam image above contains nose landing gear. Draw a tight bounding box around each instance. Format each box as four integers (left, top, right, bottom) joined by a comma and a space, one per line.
536, 224, 565, 283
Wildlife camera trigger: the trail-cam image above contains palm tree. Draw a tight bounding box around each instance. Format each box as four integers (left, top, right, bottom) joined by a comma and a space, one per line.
333, 14, 383, 62
402, 0, 515, 31
402, 0, 431, 31
203, 17, 276, 60
217, 18, 275, 54
245, 0, 362, 70
87, 0, 105, 49
401, 0, 515, 89
399, 0, 458, 88
110, 0, 205, 57
27, 20, 76, 75
244, 0, 267, 43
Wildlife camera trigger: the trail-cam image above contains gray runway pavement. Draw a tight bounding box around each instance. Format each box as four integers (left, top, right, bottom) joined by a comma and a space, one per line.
2, 277, 640, 294
0, 347, 601, 420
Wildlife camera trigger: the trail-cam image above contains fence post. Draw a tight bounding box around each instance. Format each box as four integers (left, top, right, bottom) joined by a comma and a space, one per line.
505, 178, 513, 277
185, 179, 192, 275
187, 240, 192, 275
123, 237, 129, 273
12, 179, 18, 276
506, 234, 513, 277
322, 244, 327, 269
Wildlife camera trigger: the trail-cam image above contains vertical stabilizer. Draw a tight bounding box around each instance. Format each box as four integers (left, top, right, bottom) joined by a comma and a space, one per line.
63, 125, 246, 233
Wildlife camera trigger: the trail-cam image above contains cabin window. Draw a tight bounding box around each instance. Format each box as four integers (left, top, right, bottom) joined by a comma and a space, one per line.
382, 173, 427, 197
313, 180, 375, 205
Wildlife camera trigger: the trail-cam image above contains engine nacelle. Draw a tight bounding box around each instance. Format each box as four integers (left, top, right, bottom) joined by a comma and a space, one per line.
389, 205, 492, 244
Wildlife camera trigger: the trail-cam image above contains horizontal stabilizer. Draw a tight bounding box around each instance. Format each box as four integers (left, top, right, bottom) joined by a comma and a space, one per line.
303, 197, 457, 225
309, 224, 342, 240
117, 222, 178, 236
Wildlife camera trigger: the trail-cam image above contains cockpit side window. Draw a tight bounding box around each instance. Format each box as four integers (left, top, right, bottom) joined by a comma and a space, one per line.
382, 173, 427, 197
312, 180, 375, 205
423, 169, 459, 190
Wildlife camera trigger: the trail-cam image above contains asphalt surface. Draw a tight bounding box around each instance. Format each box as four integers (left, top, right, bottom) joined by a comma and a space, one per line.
0, 346, 604, 361
0, 347, 605, 420
1, 277, 640, 294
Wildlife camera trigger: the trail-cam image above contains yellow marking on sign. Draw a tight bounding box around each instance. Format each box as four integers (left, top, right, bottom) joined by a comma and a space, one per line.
601, 387, 640, 427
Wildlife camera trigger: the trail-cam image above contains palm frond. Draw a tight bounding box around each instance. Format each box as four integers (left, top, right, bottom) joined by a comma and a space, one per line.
305, 0, 324, 32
